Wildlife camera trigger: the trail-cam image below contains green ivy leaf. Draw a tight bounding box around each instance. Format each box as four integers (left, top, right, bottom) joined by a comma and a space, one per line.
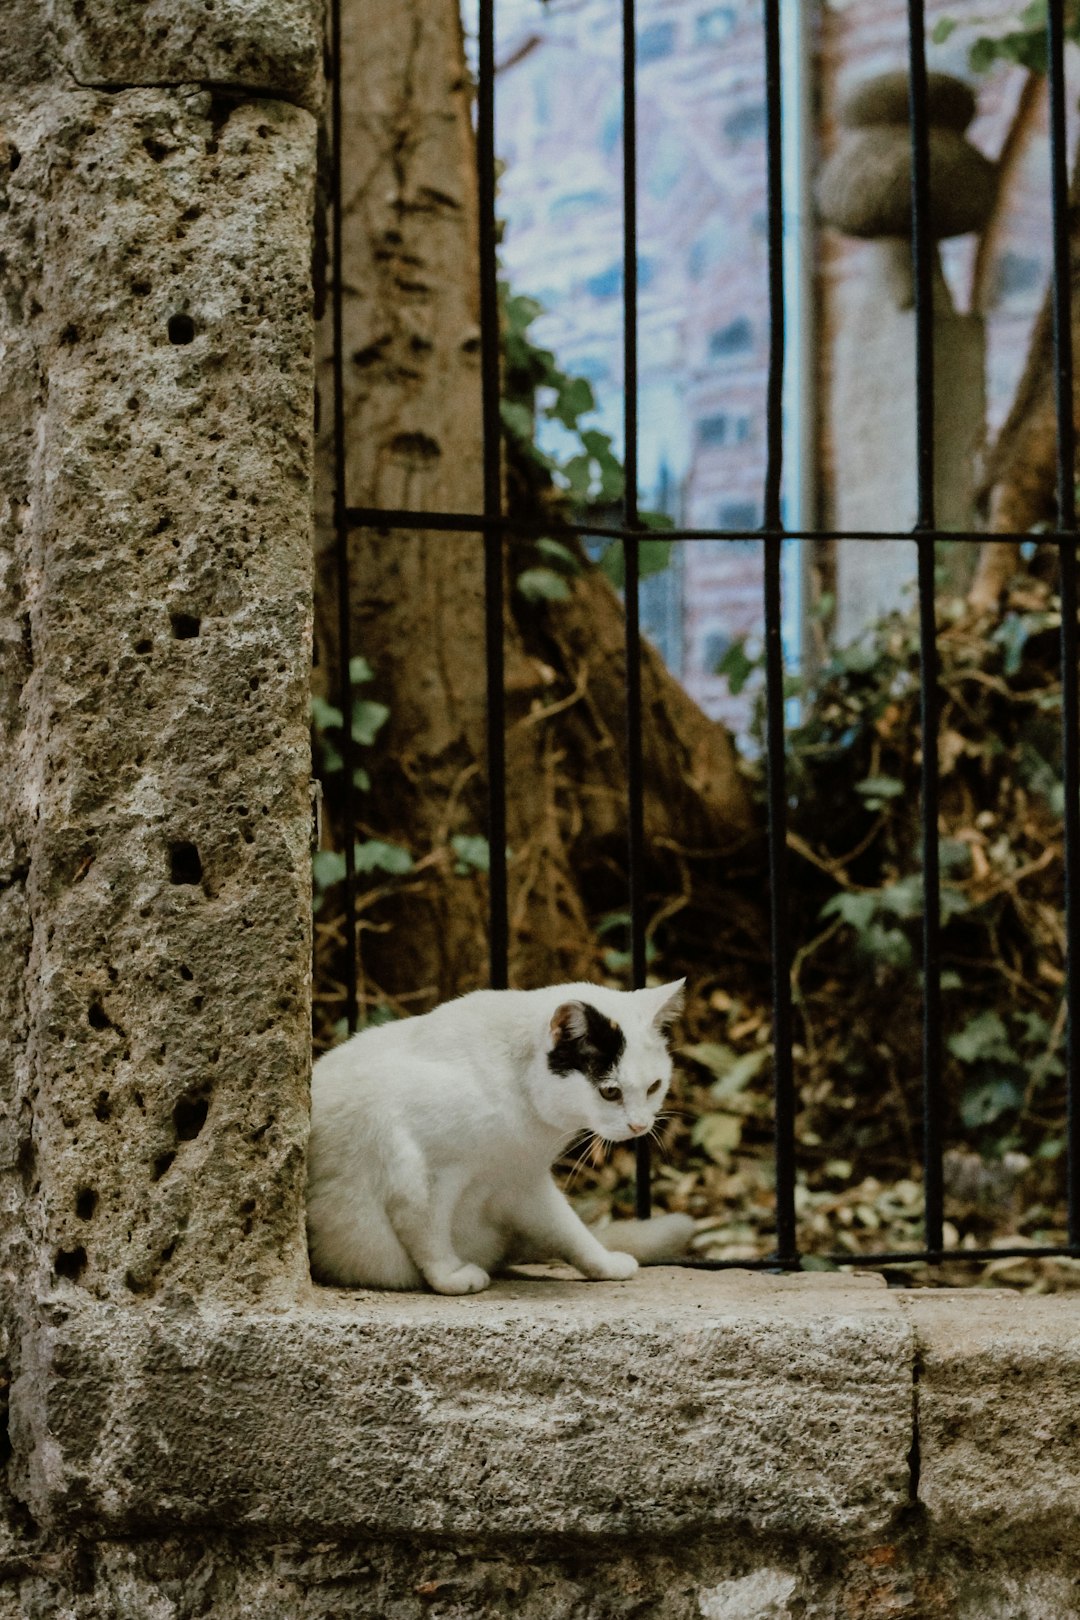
948, 1010, 1013, 1066
349, 655, 374, 685
639, 538, 673, 578
821, 891, 878, 933
517, 567, 571, 603
451, 834, 490, 874
310, 695, 344, 732
312, 849, 347, 891
352, 700, 390, 746
969, 35, 1002, 71
960, 1077, 1023, 1129
534, 537, 582, 574
355, 839, 413, 875
879, 876, 923, 919
500, 400, 535, 443
561, 454, 594, 498
715, 639, 759, 696
504, 292, 545, 334
548, 376, 596, 429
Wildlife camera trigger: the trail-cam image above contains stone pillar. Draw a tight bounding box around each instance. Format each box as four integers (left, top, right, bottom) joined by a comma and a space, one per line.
818, 72, 997, 644
0, 0, 321, 1330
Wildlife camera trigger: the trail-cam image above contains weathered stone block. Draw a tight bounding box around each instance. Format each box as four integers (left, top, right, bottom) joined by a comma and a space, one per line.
905, 1291, 1080, 1547
15, 1271, 915, 1540
2, 85, 316, 1305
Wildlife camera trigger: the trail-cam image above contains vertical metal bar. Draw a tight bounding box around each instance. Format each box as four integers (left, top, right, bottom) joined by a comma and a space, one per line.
330, 0, 358, 1033
621, 0, 649, 1218
907, 0, 943, 1252
478, 0, 509, 990
762, 0, 796, 1265
1047, 1, 1080, 1247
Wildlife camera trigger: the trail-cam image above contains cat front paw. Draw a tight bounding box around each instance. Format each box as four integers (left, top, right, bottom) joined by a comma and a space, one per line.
426, 1262, 491, 1295
585, 1250, 639, 1282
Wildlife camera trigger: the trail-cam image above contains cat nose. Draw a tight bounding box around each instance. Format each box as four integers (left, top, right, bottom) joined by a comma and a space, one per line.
628, 1122, 648, 1136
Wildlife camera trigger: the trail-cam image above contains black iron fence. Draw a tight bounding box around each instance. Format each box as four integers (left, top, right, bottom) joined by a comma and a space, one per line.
327, 0, 1080, 1271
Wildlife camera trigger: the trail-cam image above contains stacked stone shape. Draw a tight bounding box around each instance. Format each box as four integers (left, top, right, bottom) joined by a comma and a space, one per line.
817, 70, 997, 638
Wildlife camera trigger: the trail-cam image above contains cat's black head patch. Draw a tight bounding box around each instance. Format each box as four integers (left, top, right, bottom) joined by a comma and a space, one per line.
548, 1001, 626, 1085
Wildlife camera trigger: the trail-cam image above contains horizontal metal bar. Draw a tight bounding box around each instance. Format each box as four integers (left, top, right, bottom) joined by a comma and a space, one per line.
346, 508, 1073, 546
681, 1244, 1080, 1271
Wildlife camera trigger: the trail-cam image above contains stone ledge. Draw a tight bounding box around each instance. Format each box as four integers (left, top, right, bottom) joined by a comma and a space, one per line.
901, 1289, 1080, 1548
13, 1269, 915, 1543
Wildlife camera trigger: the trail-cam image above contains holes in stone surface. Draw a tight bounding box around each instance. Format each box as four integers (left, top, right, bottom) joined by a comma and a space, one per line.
134, 639, 152, 655
87, 1000, 110, 1031
173, 1091, 209, 1142
142, 137, 170, 163
179, 964, 193, 981
167, 313, 196, 346
131, 280, 151, 297
75, 1188, 97, 1221
169, 841, 202, 885
8, 146, 20, 172
60, 323, 79, 345
153, 515, 171, 534
16, 1134, 34, 1192
55, 1246, 87, 1281
170, 612, 201, 640
159, 1241, 176, 1265
93, 1091, 111, 1123
153, 1149, 175, 1181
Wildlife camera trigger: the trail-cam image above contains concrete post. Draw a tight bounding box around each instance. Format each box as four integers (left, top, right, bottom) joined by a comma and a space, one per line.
0, 3, 321, 1320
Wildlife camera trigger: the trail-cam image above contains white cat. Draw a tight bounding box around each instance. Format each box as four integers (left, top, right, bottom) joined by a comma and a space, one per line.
307, 979, 694, 1294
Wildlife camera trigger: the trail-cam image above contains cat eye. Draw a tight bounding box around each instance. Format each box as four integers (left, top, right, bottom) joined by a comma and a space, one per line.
647, 1080, 662, 1097
599, 1083, 622, 1103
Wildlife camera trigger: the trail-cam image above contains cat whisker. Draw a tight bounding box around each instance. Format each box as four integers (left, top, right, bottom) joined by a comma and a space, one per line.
647, 1123, 673, 1163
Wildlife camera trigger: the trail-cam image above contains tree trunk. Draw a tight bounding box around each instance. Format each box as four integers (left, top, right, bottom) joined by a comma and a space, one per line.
313, 0, 760, 1016
973, 123, 1080, 610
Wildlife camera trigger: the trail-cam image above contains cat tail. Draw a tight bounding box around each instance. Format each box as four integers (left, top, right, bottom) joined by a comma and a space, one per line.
594, 1212, 696, 1264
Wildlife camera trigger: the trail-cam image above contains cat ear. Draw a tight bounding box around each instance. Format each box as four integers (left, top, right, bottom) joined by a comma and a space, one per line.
645, 978, 685, 1032
549, 1001, 591, 1047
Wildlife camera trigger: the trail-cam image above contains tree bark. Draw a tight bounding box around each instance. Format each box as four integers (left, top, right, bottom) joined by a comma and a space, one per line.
973, 121, 1080, 611
313, 0, 759, 1014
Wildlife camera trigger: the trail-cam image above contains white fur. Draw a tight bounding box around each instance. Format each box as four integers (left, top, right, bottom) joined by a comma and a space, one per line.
307, 980, 691, 1294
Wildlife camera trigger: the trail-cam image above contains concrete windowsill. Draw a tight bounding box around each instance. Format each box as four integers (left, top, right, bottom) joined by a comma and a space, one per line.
13, 1268, 1080, 1550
